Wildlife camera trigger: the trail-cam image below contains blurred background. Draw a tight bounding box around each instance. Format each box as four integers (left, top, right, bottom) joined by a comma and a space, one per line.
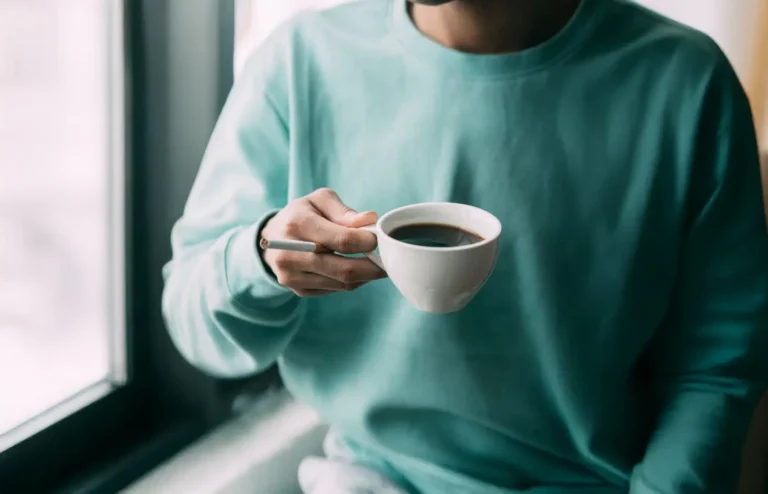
0, 0, 766, 492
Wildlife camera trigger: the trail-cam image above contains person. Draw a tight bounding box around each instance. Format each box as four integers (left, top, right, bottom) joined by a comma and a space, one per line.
162, 0, 768, 492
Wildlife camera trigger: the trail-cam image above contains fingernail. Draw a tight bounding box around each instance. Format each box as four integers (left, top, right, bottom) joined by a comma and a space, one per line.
356, 210, 375, 217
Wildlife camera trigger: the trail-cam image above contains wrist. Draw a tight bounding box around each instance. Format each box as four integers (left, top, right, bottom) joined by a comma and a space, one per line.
256, 212, 279, 274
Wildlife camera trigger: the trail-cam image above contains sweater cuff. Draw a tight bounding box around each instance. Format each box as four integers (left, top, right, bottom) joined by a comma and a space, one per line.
224, 209, 292, 298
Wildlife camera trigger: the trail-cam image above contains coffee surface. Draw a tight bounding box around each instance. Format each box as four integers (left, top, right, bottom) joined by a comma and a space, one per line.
388, 223, 483, 248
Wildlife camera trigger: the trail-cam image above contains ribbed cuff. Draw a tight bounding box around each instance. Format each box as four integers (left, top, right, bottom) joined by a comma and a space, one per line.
224, 210, 292, 298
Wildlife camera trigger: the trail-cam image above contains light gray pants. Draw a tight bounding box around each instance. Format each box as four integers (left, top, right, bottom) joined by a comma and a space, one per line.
298, 431, 410, 494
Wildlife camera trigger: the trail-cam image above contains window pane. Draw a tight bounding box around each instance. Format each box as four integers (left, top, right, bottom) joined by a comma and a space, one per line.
0, 0, 121, 437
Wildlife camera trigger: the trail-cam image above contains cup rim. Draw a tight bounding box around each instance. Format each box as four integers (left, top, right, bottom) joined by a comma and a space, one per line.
376, 202, 502, 252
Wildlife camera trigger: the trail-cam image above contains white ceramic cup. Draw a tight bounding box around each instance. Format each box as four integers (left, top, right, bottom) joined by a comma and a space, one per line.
360, 202, 502, 314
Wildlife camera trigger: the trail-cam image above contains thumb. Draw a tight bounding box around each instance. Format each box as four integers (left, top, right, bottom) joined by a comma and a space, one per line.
308, 188, 378, 227
340, 209, 378, 228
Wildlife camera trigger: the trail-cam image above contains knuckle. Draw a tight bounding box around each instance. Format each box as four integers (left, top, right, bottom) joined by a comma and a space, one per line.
335, 232, 358, 252
282, 217, 303, 237
312, 187, 336, 200
292, 197, 313, 212
275, 271, 295, 287
271, 252, 293, 270
337, 264, 357, 283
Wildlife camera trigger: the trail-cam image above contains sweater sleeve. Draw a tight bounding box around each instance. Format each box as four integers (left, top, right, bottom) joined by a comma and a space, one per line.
630, 58, 768, 493
161, 24, 304, 379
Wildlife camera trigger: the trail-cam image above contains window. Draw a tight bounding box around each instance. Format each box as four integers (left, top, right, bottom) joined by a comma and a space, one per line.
0, 1, 279, 491
0, 0, 125, 451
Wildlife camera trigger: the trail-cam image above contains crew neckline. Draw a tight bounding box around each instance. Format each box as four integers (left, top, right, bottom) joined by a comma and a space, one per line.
391, 0, 604, 78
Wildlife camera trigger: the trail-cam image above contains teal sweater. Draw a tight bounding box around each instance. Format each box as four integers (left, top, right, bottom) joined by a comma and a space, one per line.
162, 1, 768, 492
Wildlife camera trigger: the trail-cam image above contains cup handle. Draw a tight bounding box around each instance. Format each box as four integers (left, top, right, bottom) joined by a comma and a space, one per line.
359, 224, 385, 272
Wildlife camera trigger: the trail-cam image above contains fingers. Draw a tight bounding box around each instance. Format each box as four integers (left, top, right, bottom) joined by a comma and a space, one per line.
311, 253, 387, 283
276, 271, 366, 294
292, 284, 366, 298
308, 188, 378, 228
260, 189, 384, 298
265, 251, 385, 295
285, 210, 378, 254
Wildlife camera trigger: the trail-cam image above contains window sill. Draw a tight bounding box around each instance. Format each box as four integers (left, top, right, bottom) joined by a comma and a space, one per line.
0, 380, 113, 453
124, 388, 327, 494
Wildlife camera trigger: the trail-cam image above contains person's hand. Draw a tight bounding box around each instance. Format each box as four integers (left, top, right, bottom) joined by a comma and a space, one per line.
260, 188, 386, 296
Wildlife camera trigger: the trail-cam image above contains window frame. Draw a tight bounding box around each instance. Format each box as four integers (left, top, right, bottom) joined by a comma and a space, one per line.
0, 1, 279, 491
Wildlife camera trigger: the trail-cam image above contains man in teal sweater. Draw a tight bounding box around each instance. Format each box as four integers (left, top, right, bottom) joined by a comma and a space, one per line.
162, 0, 768, 492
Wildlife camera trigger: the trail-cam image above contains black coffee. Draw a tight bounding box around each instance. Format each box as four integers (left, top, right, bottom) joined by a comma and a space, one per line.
389, 223, 483, 248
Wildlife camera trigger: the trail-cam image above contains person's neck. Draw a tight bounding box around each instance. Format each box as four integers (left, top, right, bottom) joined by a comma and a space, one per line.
409, 0, 581, 54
